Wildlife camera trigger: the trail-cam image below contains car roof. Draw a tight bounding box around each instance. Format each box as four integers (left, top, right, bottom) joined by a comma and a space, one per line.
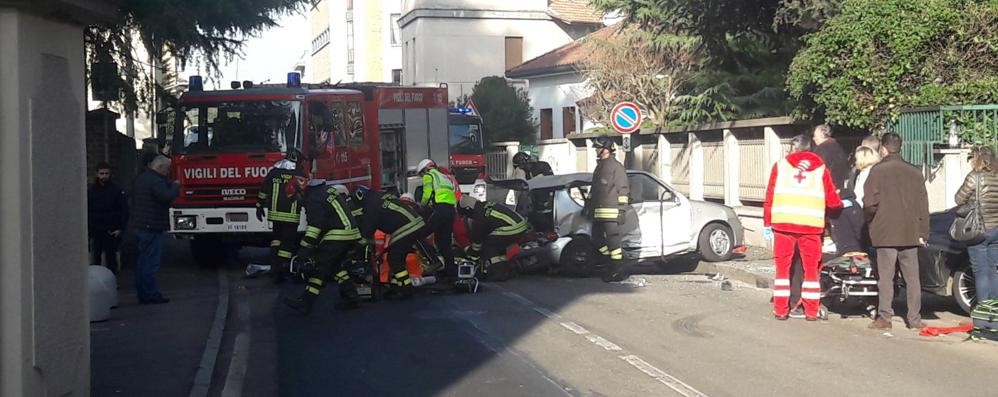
526, 173, 593, 190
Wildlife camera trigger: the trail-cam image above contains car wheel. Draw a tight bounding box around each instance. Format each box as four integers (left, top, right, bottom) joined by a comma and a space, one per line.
698, 223, 733, 262
559, 236, 597, 278
190, 237, 227, 268
951, 269, 976, 315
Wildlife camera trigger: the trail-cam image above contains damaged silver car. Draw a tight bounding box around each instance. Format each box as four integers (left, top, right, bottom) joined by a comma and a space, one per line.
491, 171, 746, 276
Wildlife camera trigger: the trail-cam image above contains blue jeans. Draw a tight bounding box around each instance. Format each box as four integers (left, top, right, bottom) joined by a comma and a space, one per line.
135, 229, 165, 302
967, 228, 998, 302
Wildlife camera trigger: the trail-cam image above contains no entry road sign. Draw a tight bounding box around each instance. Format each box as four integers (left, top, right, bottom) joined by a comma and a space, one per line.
610, 102, 642, 134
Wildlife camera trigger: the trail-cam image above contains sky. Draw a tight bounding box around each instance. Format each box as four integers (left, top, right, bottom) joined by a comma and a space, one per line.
181, 11, 309, 90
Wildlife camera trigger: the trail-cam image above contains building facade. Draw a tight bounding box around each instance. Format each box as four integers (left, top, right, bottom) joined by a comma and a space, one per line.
309, 0, 404, 84
399, 0, 603, 100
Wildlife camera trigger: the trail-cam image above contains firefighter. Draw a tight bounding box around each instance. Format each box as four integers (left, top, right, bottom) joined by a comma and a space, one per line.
284, 177, 364, 314
587, 135, 630, 282
512, 151, 554, 180
415, 159, 458, 278
256, 149, 307, 284
352, 185, 426, 299
457, 196, 528, 281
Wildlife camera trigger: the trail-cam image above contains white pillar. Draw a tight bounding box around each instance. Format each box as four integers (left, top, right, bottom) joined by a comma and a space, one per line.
942, 148, 970, 209
503, 142, 520, 178
723, 129, 741, 207
764, 126, 783, 169
689, 132, 704, 200
656, 134, 673, 184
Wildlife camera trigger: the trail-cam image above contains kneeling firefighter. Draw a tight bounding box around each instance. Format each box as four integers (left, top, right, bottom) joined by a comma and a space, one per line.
457, 196, 528, 281
284, 178, 364, 314
588, 135, 630, 282
351, 185, 426, 299
256, 149, 307, 284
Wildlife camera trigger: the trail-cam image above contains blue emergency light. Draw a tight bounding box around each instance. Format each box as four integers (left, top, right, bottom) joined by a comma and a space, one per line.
450, 107, 472, 114
287, 72, 301, 88
189, 75, 203, 92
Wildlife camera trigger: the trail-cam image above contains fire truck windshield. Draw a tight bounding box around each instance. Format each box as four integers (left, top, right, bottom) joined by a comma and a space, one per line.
175, 100, 301, 154
448, 122, 483, 155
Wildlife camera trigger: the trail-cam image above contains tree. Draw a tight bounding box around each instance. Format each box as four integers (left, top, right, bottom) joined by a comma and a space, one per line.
786, 0, 998, 134
578, 26, 704, 127
86, 0, 307, 115
469, 77, 536, 145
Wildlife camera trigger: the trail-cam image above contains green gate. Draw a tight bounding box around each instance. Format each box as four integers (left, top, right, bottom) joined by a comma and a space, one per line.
893, 105, 998, 166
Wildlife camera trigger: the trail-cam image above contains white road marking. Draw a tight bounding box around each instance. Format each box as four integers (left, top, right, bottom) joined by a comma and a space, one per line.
560, 321, 589, 335
619, 355, 708, 397
491, 283, 708, 397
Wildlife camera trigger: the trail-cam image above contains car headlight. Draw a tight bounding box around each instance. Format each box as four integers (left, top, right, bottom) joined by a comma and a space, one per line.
175, 215, 197, 230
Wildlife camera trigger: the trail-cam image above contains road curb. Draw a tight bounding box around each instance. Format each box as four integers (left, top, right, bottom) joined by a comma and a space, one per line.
693, 261, 773, 289
189, 266, 231, 397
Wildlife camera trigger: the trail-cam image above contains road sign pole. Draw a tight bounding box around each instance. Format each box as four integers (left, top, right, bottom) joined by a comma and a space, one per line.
622, 135, 631, 152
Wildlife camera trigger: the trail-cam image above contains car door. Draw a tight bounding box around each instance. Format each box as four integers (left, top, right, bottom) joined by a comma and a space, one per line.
627, 173, 692, 257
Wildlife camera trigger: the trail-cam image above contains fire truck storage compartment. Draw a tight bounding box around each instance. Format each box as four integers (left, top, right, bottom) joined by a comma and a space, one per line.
378, 107, 448, 194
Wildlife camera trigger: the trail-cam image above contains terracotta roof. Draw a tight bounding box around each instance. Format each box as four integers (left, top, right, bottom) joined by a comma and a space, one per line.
506, 25, 619, 79
548, 0, 604, 24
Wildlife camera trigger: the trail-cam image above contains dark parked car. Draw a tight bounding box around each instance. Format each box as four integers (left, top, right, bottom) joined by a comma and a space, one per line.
917, 210, 975, 314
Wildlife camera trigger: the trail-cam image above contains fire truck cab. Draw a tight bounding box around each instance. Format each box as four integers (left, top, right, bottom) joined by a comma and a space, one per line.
167, 74, 479, 266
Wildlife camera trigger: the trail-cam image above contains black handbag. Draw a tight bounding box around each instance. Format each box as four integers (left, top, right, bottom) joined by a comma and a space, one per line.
950, 173, 986, 242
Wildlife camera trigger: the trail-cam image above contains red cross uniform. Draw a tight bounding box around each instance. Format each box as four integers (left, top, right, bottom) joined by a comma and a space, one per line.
763, 151, 842, 318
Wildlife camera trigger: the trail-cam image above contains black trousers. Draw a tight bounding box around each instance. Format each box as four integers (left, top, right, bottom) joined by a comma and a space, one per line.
480, 232, 522, 281
270, 221, 300, 276
829, 206, 865, 255
592, 220, 622, 266
91, 232, 120, 272
305, 241, 358, 299
420, 203, 456, 271
387, 233, 418, 284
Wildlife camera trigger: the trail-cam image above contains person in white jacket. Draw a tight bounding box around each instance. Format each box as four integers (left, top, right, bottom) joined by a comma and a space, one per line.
851, 146, 881, 207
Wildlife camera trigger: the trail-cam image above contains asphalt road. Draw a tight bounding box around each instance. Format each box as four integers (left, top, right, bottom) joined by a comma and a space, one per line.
220, 246, 998, 397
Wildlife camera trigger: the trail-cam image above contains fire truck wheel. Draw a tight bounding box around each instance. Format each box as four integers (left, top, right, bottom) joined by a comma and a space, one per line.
190, 237, 227, 268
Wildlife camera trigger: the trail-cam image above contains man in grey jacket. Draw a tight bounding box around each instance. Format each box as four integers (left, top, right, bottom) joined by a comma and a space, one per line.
131, 155, 179, 304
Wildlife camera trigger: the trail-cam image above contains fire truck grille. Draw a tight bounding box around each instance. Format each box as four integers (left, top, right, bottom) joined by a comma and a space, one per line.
182, 184, 261, 203
452, 167, 483, 185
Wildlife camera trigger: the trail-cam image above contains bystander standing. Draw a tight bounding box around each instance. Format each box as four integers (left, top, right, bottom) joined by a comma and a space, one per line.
130, 155, 179, 304
88, 162, 128, 273
955, 146, 998, 305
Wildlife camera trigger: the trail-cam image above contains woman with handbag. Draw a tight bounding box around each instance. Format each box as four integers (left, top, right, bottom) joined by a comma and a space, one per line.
955, 146, 998, 304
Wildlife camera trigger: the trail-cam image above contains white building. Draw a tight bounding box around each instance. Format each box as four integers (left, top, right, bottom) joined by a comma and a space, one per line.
399, 0, 603, 100
309, 0, 404, 84
505, 26, 616, 139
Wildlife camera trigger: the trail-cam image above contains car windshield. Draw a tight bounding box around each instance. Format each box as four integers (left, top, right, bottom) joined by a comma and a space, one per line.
448, 122, 483, 155
175, 100, 302, 154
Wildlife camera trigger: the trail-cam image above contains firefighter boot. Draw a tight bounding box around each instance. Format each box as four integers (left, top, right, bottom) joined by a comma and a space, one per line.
485, 256, 513, 282
285, 276, 324, 315
601, 251, 629, 283
333, 270, 361, 310
385, 270, 414, 301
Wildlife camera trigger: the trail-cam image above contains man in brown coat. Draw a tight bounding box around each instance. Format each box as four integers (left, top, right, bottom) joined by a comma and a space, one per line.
863, 133, 929, 330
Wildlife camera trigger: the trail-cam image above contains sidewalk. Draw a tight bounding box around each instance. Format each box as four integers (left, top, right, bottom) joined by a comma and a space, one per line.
697, 246, 974, 329
90, 238, 219, 396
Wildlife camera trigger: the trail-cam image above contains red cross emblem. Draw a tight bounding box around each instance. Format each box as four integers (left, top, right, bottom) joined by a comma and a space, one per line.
793, 170, 807, 183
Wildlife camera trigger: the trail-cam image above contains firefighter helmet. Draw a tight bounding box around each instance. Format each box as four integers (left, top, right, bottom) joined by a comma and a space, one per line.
352, 185, 371, 203
285, 148, 304, 163
592, 135, 616, 151
331, 184, 349, 196
417, 159, 436, 173
512, 152, 531, 168
284, 175, 308, 198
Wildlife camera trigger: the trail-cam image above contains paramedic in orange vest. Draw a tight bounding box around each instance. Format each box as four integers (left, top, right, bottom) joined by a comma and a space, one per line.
763, 134, 842, 321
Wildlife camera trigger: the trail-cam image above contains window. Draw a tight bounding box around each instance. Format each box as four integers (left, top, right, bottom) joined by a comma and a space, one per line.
346, 0, 353, 10
346, 21, 355, 77
392, 69, 402, 84
345, 101, 364, 147
627, 174, 674, 203
505, 37, 523, 70
176, 101, 301, 154
562, 107, 576, 136
539, 108, 553, 141
308, 100, 346, 150
390, 13, 401, 47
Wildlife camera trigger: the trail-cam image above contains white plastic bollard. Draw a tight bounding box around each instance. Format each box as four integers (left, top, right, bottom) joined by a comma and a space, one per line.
88, 266, 118, 322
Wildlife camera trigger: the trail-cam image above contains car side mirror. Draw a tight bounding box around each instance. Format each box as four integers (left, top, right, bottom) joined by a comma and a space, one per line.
660, 191, 676, 203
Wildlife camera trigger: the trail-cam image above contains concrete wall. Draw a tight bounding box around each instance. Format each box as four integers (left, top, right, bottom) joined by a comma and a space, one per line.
1, 6, 98, 395
400, 3, 578, 100
488, 118, 975, 248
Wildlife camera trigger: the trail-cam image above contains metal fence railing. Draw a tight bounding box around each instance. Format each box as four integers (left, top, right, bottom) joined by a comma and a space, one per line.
893, 105, 998, 166
486, 150, 509, 180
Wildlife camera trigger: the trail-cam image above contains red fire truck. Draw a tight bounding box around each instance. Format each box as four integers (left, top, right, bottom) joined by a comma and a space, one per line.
168, 73, 487, 265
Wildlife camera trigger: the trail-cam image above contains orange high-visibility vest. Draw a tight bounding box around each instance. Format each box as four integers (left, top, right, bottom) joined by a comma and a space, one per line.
770, 159, 827, 229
